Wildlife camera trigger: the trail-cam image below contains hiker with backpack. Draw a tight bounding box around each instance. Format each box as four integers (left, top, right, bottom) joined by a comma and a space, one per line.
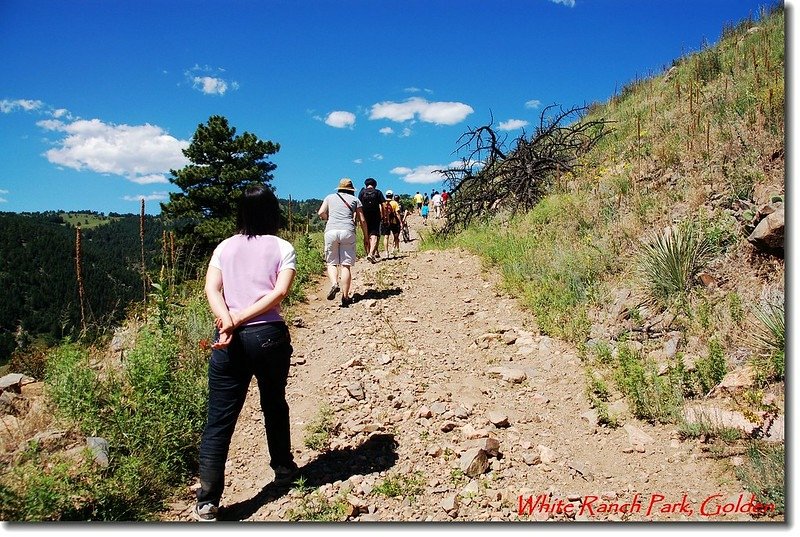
357, 177, 386, 263
318, 178, 369, 308
380, 190, 402, 259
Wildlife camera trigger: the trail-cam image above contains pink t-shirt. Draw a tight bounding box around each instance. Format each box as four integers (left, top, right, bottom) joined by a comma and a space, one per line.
209, 234, 296, 325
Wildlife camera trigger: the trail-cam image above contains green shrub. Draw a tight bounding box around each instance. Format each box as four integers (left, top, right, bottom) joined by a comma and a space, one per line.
285, 492, 349, 521
613, 343, 683, 423
19, 326, 208, 520
286, 232, 325, 308
303, 405, 336, 451
680, 339, 728, 397
373, 472, 425, 499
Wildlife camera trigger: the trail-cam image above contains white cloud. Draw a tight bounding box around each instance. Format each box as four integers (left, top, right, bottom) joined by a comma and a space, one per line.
186, 65, 238, 95
0, 189, 8, 202
36, 119, 65, 131
390, 164, 447, 184
41, 118, 189, 184
353, 158, 363, 164
404, 87, 433, 94
325, 111, 356, 129
372, 154, 384, 161
379, 127, 394, 135
0, 197, 7, 203
400, 127, 412, 138
0, 189, 8, 194
550, 0, 575, 7
192, 76, 233, 95
498, 119, 529, 131
525, 99, 541, 109
1, 99, 44, 113
123, 191, 169, 202
130, 174, 170, 184
369, 97, 473, 126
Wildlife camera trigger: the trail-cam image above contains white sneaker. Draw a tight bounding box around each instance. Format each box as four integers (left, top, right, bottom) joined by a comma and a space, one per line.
193, 503, 218, 522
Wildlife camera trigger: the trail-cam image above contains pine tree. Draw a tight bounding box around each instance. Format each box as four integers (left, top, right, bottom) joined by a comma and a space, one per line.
161, 115, 280, 254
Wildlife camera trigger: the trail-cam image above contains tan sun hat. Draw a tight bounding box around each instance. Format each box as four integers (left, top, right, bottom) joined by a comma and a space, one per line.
337, 178, 355, 192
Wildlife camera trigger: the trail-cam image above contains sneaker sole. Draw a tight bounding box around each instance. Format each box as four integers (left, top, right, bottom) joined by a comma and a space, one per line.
326, 286, 339, 300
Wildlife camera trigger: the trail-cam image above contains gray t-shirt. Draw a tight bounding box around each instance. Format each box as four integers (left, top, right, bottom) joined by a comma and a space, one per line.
324, 192, 361, 232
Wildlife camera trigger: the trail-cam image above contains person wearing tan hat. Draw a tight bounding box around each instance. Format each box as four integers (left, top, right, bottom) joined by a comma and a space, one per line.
317, 178, 369, 307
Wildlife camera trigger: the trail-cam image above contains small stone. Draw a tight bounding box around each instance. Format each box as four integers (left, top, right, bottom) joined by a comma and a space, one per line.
417, 405, 433, 418
459, 448, 489, 477
472, 437, 501, 457
537, 444, 558, 465
532, 393, 549, 405
440, 421, 457, 432
453, 405, 471, 419
430, 402, 448, 415
427, 446, 443, 457
487, 411, 510, 428
502, 332, 518, 345
441, 494, 459, 514
522, 452, 541, 466
346, 382, 366, 401
343, 357, 363, 368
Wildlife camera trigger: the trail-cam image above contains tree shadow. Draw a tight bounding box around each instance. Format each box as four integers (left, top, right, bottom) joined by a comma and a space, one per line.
351, 287, 403, 303
220, 433, 399, 521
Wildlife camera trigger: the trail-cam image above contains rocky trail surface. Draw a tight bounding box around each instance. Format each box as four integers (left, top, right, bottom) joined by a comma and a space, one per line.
163, 214, 753, 523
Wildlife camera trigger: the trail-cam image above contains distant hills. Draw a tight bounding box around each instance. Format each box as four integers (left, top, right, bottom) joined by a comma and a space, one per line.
0, 211, 166, 364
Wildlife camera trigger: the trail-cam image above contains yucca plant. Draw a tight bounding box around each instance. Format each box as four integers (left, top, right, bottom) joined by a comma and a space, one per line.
752, 300, 785, 354
751, 300, 785, 380
638, 222, 715, 306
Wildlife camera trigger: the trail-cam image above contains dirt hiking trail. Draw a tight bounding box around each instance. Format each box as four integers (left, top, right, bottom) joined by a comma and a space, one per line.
164, 213, 752, 522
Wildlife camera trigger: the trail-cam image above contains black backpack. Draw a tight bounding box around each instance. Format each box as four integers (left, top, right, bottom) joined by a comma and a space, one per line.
360, 188, 382, 212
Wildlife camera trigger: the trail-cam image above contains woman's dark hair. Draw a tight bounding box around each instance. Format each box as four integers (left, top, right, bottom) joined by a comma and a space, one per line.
237, 184, 281, 237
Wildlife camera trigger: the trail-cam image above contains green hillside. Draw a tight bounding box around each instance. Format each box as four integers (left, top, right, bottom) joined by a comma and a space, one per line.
0, 212, 166, 367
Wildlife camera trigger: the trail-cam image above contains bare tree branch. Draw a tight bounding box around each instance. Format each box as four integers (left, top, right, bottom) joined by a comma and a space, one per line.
436, 104, 612, 235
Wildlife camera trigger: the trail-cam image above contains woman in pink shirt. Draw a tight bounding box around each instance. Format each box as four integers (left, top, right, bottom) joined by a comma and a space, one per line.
195, 185, 299, 521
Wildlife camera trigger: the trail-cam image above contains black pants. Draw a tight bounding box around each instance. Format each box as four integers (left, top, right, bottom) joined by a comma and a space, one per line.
197, 322, 294, 507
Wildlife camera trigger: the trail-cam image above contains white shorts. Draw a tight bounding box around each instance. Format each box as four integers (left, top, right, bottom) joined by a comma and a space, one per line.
324, 229, 356, 266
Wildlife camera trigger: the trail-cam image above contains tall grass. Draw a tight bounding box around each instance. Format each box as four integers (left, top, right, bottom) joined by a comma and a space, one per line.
735, 442, 785, 515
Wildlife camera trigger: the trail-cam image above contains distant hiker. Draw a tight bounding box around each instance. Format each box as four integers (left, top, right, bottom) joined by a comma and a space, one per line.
380, 190, 402, 258
400, 201, 411, 242
432, 191, 442, 219
358, 177, 386, 263
318, 178, 369, 307
413, 191, 424, 215
392, 194, 404, 252
441, 190, 449, 216
423, 192, 429, 208
196, 184, 299, 522
421, 200, 429, 225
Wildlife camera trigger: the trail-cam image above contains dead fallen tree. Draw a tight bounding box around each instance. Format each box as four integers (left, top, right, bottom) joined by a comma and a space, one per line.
438, 105, 612, 235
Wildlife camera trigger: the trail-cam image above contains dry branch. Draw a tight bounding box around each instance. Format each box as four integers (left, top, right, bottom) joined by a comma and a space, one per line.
437, 104, 612, 235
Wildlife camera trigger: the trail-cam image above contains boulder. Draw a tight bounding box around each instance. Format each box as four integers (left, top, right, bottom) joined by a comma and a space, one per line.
747, 205, 784, 252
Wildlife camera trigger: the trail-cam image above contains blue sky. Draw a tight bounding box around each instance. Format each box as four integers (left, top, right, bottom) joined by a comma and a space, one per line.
0, 0, 783, 214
